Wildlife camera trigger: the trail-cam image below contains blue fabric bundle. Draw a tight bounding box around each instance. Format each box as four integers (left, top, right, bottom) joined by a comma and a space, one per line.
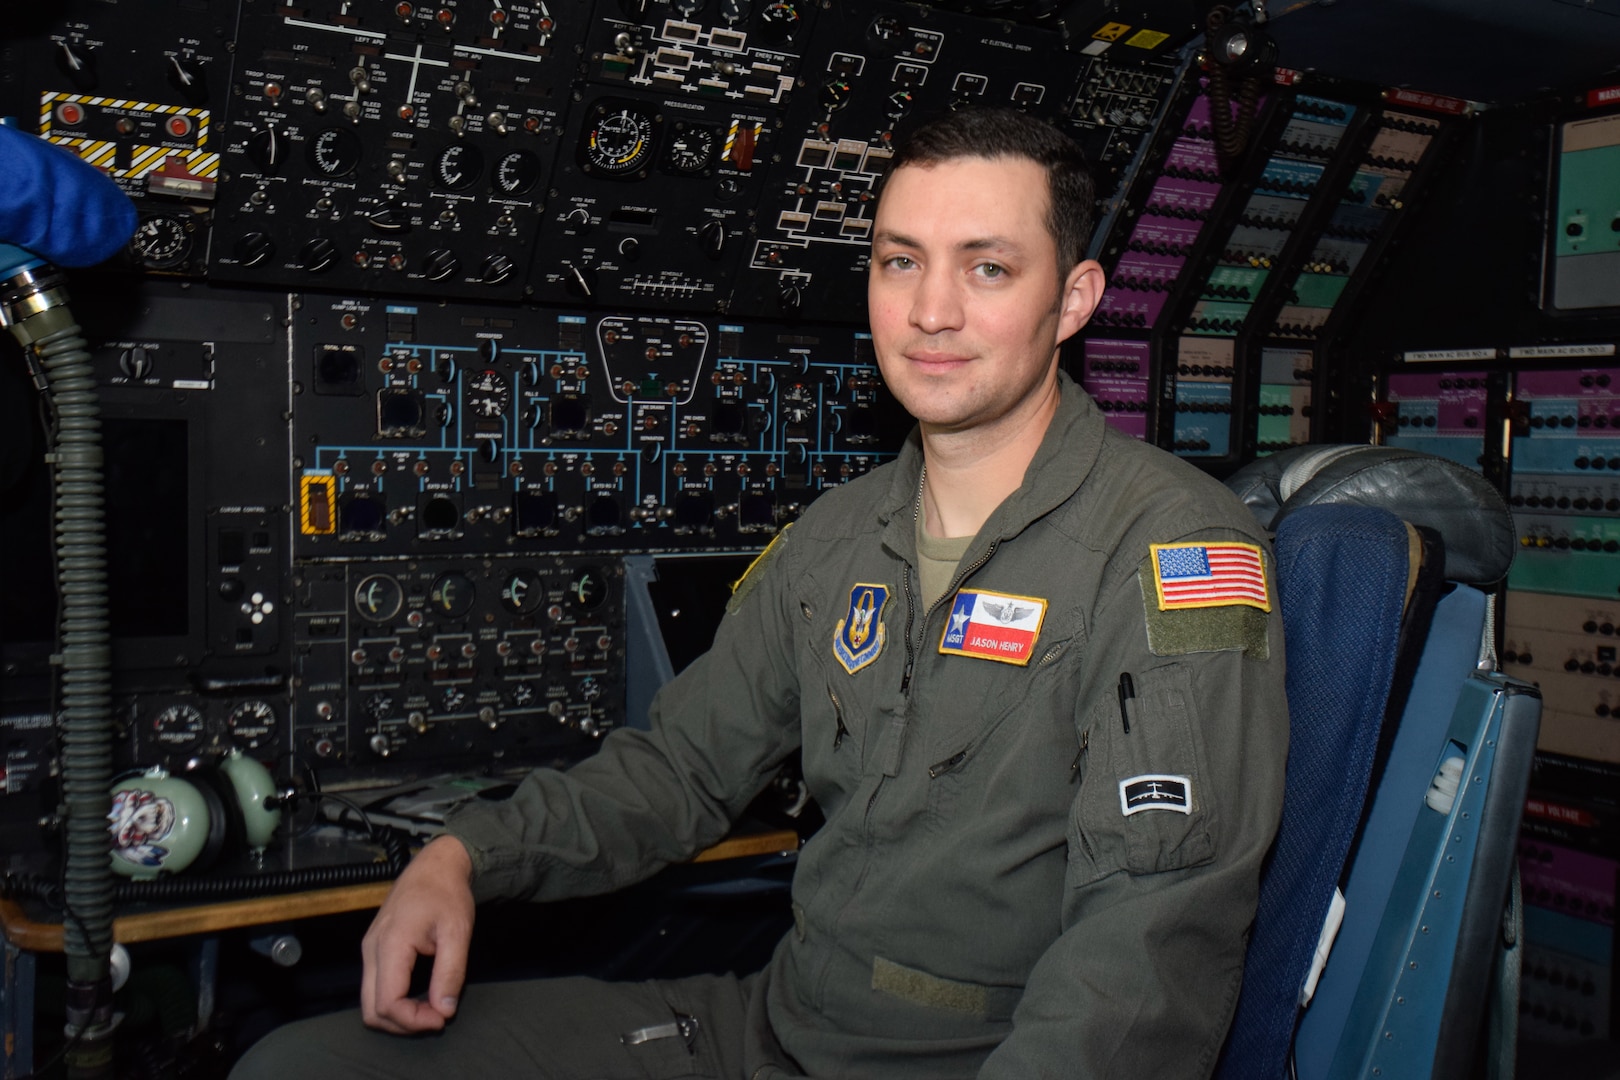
0, 123, 136, 268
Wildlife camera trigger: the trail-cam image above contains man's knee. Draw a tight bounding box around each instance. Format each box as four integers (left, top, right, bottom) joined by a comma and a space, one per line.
230, 1010, 367, 1079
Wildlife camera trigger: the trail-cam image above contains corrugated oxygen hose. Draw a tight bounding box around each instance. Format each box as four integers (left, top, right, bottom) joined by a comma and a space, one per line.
33, 317, 115, 988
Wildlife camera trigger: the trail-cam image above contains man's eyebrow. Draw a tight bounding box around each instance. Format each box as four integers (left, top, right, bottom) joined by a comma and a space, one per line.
871, 230, 1025, 255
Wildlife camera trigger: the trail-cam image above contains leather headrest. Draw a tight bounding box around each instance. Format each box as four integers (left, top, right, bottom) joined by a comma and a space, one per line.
1224, 445, 1515, 586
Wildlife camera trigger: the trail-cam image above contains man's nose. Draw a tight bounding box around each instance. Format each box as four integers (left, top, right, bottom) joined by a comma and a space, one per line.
910, 267, 965, 334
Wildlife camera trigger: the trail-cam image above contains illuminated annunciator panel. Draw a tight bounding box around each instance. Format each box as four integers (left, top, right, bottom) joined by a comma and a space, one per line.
1083, 84, 1255, 447
1379, 360, 1490, 470
1258, 107, 1441, 454
1502, 361, 1620, 766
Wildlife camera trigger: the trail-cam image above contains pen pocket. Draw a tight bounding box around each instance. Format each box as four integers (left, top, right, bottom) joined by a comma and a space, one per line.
1074, 662, 1214, 878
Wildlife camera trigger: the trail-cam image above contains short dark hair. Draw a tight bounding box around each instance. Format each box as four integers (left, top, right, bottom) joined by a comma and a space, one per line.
883, 107, 1096, 271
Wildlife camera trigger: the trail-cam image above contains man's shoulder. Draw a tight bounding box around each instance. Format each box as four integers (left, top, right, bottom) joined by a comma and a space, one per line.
1071, 426, 1267, 542
788, 458, 906, 540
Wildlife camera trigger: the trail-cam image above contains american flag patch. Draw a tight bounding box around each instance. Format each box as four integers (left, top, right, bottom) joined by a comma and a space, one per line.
1149, 542, 1271, 612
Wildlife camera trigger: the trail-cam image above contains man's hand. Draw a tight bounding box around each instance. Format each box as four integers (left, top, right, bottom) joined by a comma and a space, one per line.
360, 834, 477, 1034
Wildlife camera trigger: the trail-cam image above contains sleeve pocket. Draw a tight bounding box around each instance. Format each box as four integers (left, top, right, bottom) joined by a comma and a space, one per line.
1071, 662, 1216, 881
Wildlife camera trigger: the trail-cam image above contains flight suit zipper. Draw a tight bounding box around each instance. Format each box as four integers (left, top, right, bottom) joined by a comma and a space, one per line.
900, 539, 999, 695
828, 687, 849, 750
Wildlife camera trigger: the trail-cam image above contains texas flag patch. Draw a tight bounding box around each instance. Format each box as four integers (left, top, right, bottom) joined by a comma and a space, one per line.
1149, 542, 1271, 612
938, 589, 1048, 665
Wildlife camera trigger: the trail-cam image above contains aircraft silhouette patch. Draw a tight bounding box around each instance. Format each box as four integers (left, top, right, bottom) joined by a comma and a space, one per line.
1119, 774, 1192, 816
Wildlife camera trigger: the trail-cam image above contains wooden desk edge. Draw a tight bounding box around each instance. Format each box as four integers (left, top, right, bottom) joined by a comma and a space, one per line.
3, 828, 799, 951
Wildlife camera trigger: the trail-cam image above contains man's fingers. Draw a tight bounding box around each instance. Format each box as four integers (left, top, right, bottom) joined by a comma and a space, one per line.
365, 932, 429, 1031
427, 908, 473, 1018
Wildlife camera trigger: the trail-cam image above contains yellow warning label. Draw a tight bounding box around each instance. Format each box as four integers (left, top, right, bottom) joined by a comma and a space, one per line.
1092, 21, 1131, 41
38, 92, 218, 184
1125, 28, 1171, 49
300, 475, 338, 536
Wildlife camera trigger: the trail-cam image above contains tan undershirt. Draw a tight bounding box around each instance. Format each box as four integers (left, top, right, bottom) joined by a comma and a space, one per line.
915, 513, 975, 611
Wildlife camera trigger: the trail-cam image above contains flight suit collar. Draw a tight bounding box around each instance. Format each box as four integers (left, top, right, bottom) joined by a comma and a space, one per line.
877, 372, 1107, 563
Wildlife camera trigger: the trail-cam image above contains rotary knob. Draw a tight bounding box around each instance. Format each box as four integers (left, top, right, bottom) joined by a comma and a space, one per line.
167, 55, 208, 107
56, 42, 98, 92
245, 125, 285, 173
480, 253, 516, 286
698, 218, 726, 260
422, 249, 460, 281
300, 237, 339, 273
233, 232, 275, 267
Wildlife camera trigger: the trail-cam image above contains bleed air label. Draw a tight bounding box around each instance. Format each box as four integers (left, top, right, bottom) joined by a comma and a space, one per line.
939, 589, 1047, 665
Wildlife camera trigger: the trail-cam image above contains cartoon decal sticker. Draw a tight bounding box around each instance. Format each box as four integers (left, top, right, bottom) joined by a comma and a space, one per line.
109, 787, 178, 869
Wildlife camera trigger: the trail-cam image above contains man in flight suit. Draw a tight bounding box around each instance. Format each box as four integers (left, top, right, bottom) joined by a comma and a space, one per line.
234, 106, 1289, 1079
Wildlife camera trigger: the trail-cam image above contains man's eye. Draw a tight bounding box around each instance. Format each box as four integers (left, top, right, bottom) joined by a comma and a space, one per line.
886, 255, 914, 270
976, 263, 1005, 279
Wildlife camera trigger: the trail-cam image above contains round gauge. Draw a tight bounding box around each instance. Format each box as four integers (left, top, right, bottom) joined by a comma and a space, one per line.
493, 149, 542, 196
429, 571, 476, 617
152, 703, 206, 750
437, 143, 485, 190
568, 566, 608, 610
759, 1, 801, 43
582, 103, 657, 178
307, 127, 362, 177
500, 568, 545, 614
664, 124, 716, 176
781, 383, 816, 425
354, 574, 405, 622
466, 368, 511, 418
509, 681, 536, 707
718, 0, 753, 25
672, 0, 705, 15
227, 700, 277, 750
130, 215, 192, 268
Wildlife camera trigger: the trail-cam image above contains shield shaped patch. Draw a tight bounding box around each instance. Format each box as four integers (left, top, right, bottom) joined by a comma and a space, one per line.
833, 583, 888, 674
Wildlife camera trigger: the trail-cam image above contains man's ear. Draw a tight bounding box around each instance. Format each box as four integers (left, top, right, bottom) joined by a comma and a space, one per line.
1056, 260, 1107, 344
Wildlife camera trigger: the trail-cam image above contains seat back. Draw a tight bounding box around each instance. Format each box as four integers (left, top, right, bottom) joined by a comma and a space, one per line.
1218, 444, 1531, 1079
1213, 503, 1414, 1080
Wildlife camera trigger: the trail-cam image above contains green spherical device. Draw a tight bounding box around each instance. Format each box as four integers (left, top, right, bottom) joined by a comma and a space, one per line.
109, 768, 210, 879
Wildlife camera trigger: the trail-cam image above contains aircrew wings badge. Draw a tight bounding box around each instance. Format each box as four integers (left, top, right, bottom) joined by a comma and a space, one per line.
833, 583, 888, 674
1148, 542, 1271, 612
938, 589, 1048, 665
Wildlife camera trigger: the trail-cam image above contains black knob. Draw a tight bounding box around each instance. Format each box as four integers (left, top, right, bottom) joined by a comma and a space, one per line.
119, 346, 153, 380
234, 231, 275, 267
478, 439, 500, 463
167, 55, 209, 107
699, 218, 726, 259
245, 126, 284, 172
300, 237, 338, 273
56, 42, 98, 91
422, 249, 460, 282
367, 205, 412, 233
218, 577, 245, 601
480, 253, 515, 286
618, 236, 640, 262
779, 285, 803, 313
